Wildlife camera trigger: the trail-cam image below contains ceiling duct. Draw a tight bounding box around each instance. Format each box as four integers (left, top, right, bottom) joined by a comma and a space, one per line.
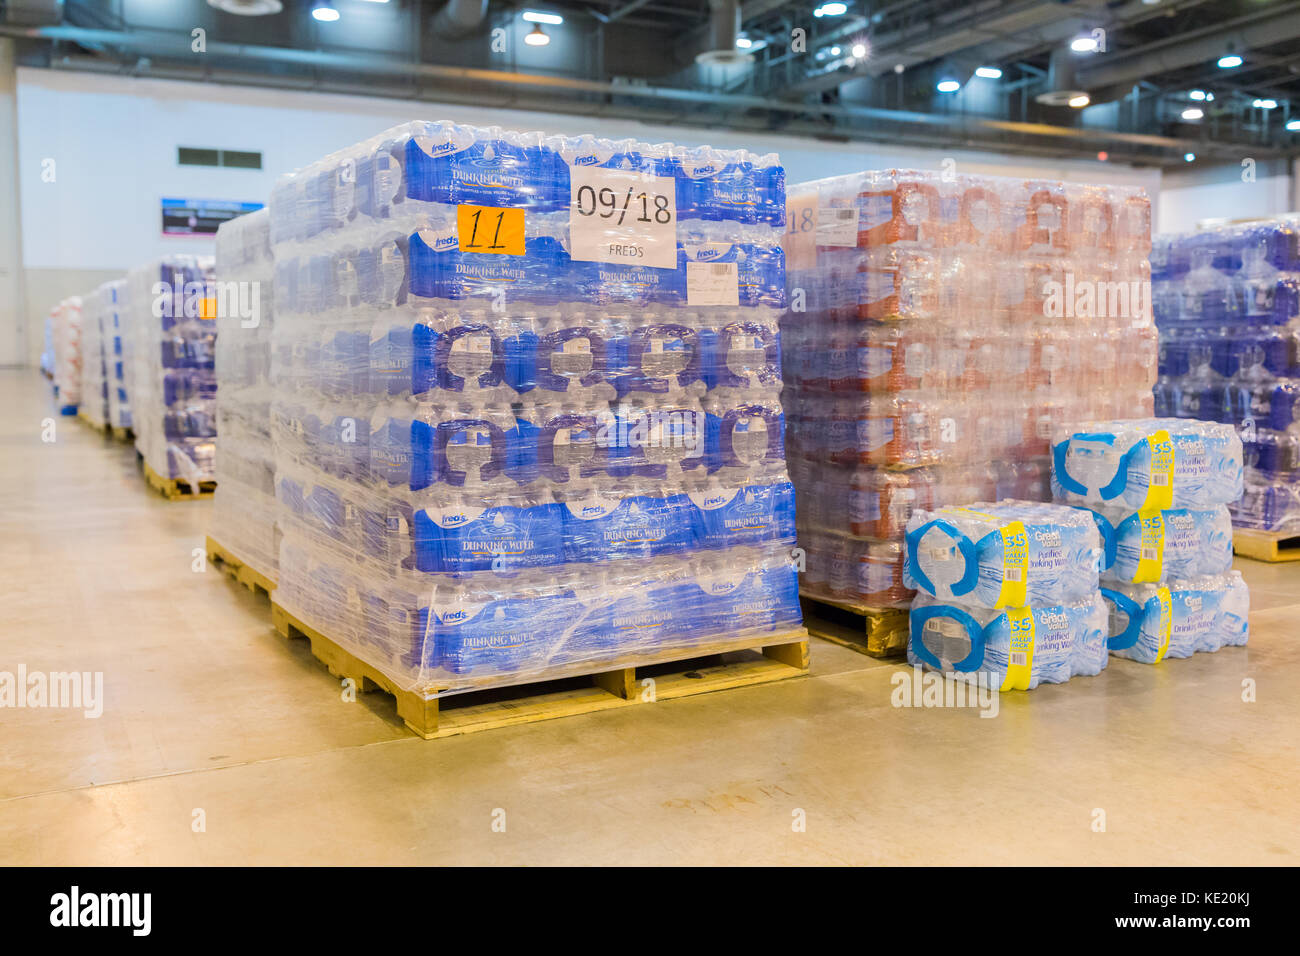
2, 0, 62, 27
696, 0, 748, 67
434, 0, 488, 39
1035, 46, 1088, 106
206, 0, 284, 15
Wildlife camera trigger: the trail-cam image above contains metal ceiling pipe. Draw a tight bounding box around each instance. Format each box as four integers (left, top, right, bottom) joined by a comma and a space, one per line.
433, 0, 488, 39
1077, 6, 1300, 89
696, 0, 746, 67
1035, 46, 1087, 106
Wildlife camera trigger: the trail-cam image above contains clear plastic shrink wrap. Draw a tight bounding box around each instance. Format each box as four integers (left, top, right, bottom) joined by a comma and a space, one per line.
783, 170, 1156, 607
125, 257, 218, 484
1153, 218, 1300, 531
268, 121, 802, 697
212, 210, 279, 581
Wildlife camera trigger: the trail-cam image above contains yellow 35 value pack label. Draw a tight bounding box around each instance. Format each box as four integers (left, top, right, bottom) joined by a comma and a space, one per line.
1154, 587, 1173, 662
1002, 606, 1035, 692
1134, 508, 1165, 584
997, 520, 1029, 609
1142, 429, 1175, 511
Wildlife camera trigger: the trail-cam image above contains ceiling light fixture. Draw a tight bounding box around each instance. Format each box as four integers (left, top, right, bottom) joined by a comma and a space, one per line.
1287, 119, 1300, 131
524, 23, 550, 46
1189, 89, 1206, 101
1181, 108, 1204, 120
1069, 93, 1090, 108
522, 10, 563, 24
310, 0, 338, 22
975, 66, 1002, 79
1217, 54, 1243, 69
851, 42, 867, 59
1071, 35, 1099, 53
936, 78, 961, 93
814, 2, 848, 17
1184, 152, 1196, 162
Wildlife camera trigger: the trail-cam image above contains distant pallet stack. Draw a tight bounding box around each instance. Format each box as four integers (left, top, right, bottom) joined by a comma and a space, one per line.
125, 256, 218, 498
210, 209, 279, 586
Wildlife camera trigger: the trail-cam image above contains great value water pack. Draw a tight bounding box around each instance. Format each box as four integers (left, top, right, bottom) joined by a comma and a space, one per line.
1100, 571, 1249, 663
268, 122, 801, 696
213, 209, 279, 582
782, 170, 1156, 607
125, 256, 218, 483
908, 591, 1109, 690
1087, 503, 1233, 584
1051, 418, 1243, 510
903, 500, 1101, 608
1152, 218, 1300, 532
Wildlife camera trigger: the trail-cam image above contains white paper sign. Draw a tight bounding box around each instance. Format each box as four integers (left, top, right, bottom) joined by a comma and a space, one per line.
569, 166, 677, 269
686, 261, 739, 306
817, 206, 860, 247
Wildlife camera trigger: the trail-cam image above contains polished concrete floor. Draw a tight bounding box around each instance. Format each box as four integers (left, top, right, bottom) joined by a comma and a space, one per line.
2, 368, 1298, 865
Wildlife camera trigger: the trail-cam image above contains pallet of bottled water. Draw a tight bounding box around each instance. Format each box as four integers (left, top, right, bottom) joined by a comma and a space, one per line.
1052, 417, 1249, 661
124, 257, 218, 486
212, 209, 278, 582
1152, 217, 1300, 532
100, 280, 132, 434
267, 121, 803, 698
783, 170, 1156, 610
51, 296, 83, 415
79, 285, 111, 431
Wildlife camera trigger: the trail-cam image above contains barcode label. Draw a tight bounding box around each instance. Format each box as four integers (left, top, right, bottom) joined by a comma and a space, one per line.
1151, 473, 1169, 485
1009, 652, 1028, 666
1004, 567, 1022, 581
816, 206, 859, 246
686, 260, 739, 306
1141, 547, 1159, 561
929, 547, 952, 561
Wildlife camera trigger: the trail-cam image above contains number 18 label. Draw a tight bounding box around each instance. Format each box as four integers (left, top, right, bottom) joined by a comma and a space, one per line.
569, 166, 677, 270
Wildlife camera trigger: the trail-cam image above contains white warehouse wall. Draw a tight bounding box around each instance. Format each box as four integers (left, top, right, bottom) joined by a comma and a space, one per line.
1157, 159, 1296, 233
14, 67, 1162, 366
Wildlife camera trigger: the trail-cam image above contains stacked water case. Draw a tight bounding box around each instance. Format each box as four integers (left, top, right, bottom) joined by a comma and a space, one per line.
267, 121, 802, 697
79, 285, 111, 430
51, 296, 83, 415
904, 501, 1109, 690
1052, 418, 1249, 661
125, 257, 218, 485
1152, 218, 1300, 532
212, 210, 279, 582
783, 171, 1156, 608
103, 280, 132, 434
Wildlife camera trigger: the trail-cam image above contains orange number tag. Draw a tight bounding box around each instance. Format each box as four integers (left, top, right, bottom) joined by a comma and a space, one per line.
457, 205, 525, 256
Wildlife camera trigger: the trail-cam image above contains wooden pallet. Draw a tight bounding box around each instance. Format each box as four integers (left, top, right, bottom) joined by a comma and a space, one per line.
206, 535, 276, 598
800, 591, 910, 658
270, 602, 809, 740
78, 413, 110, 437
142, 460, 216, 501
1233, 527, 1300, 563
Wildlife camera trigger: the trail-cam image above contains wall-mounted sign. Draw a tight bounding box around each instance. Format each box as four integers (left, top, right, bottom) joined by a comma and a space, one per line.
161, 198, 263, 237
